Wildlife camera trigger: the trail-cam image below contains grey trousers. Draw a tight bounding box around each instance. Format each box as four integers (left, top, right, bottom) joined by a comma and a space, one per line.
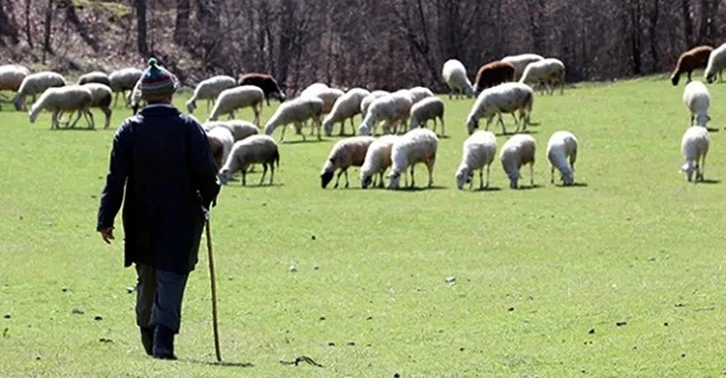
135, 264, 189, 334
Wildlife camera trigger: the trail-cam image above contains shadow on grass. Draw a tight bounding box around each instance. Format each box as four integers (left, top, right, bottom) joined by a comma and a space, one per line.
48, 126, 98, 131
557, 182, 589, 188
473, 186, 502, 192
698, 179, 720, 184
706, 127, 720, 133
183, 358, 254, 368
392, 185, 448, 192
282, 139, 326, 145
494, 130, 539, 137
232, 183, 285, 188
516, 184, 543, 190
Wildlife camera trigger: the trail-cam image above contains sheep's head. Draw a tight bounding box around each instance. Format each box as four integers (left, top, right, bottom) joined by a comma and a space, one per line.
680, 161, 696, 182
358, 124, 370, 136
217, 169, 232, 186
28, 107, 38, 123
388, 170, 402, 190
270, 91, 286, 103
561, 168, 575, 186
455, 166, 471, 190
466, 117, 479, 135
696, 114, 710, 127
465, 85, 476, 99
322, 119, 334, 137
321, 162, 335, 189
360, 173, 373, 189
186, 100, 196, 113
706, 72, 717, 84
13, 95, 24, 111
670, 74, 680, 86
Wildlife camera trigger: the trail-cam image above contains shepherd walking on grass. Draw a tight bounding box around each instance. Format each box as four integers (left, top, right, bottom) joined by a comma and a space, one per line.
96, 58, 220, 360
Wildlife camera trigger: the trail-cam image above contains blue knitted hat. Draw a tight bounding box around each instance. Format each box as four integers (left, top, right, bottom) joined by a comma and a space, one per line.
140, 58, 178, 102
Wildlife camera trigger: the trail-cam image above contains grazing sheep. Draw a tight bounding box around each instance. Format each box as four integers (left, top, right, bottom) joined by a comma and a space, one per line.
705, 42, 726, 84
0, 64, 30, 110
466, 82, 534, 135
671, 45, 713, 86
408, 86, 434, 104
320, 136, 376, 188
359, 91, 413, 136
409, 96, 445, 135
323, 88, 371, 136
300, 83, 329, 97
186, 75, 237, 114
455, 130, 497, 190
263, 96, 324, 142
683, 80, 711, 127
208, 85, 265, 124
501, 53, 545, 81
204, 120, 259, 141
81, 83, 113, 129
680, 126, 710, 182
546, 131, 578, 186
109, 68, 143, 107
519, 58, 566, 95
303, 86, 345, 114
360, 90, 390, 118
475, 61, 515, 93
28, 85, 93, 129
13, 71, 67, 111
442, 59, 475, 99
206, 126, 235, 169
237, 73, 286, 105
360, 135, 400, 189
128, 77, 144, 115
77, 71, 111, 87
388, 128, 438, 190
500, 134, 536, 189
218, 135, 280, 186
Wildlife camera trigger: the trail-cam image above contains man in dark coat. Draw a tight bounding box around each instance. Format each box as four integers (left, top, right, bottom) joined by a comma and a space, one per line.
96, 58, 220, 360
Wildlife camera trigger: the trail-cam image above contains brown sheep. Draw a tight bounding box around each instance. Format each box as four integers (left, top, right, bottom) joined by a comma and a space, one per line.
475, 61, 515, 93
237, 73, 286, 105
671, 45, 713, 86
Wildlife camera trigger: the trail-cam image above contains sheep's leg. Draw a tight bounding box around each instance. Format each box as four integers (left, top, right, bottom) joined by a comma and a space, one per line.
85, 110, 95, 129
241, 169, 247, 186
440, 117, 445, 136
378, 172, 385, 188
113, 92, 120, 108
426, 160, 435, 188
485, 164, 491, 189
103, 107, 112, 129
479, 168, 484, 190
550, 165, 555, 184
498, 113, 509, 135
51, 110, 59, 129
690, 114, 695, 126
70, 110, 83, 128
530, 163, 534, 187
333, 169, 343, 189
279, 123, 287, 142
699, 153, 707, 181
485, 114, 495, 131
259, 163, 268, 185
269, 163, 275, 185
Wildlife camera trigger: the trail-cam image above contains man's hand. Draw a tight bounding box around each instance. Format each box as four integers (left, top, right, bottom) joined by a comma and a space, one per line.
100, 227, 115, 244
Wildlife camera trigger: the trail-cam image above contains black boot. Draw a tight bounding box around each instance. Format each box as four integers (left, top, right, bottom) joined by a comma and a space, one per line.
152, 325, 177, 360
140, 326, 154, 356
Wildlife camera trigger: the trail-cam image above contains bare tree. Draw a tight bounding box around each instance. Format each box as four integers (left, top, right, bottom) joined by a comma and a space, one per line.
135, 0, 148, 55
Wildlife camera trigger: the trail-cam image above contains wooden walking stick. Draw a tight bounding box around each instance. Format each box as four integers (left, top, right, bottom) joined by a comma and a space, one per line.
204, 214, 222, 363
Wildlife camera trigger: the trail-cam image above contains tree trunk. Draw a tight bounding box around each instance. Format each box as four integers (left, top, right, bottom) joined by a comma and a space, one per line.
174, 0, 190, 45
135, 0, 148, 55
649, 0, 659, 71
25, 0, 33, 48
42, 0, 54, 63
681, 0, 694, 47
277, 0, 295, 86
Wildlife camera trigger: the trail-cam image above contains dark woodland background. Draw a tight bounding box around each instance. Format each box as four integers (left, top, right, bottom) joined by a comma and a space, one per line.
0, 0, 722, 92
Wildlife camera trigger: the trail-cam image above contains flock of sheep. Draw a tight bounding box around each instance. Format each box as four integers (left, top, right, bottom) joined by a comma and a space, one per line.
0, 43, 720, 189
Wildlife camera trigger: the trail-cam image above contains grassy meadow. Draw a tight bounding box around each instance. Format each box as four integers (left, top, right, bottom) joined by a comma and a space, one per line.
0, 76, 725, 377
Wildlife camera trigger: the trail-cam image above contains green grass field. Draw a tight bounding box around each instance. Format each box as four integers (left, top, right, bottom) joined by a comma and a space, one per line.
1, 76, 725, 377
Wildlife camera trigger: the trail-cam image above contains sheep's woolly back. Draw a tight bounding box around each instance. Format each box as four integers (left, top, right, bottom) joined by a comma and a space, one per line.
390, 128, 438, 175
519, 58, 565, 86
361, 90, 390, 117
683, 80, 711, 126
456, 130, 497, 188
442, 59, 474, 93
546, 131, 578, 185
209, 85, 265, 120
501, 53, 545, 80
681, 126, 710, 172
705, 42, 726, 83
219, 135, 279, 180
207, 126, 235, 168
77, 71, 111, 86
0, 65, 30, 91
17, 71, 67, 96
205, 120, 259, 141
671, 46, 712, 85
410, 97, 445, 129
499, 134, 536, 185
303, 87, 345, 113
359, 92, 413, 136
109, 68, 143, 91
187, 75, 237, 109
81, 83, 113, 107
264, 96, 324, 135
466, 82, 534, 133
28, 85, 92, 123
322, 136, 376, 174
408, 86, 434, 104
300, 83, 329, 97
360, 135, 400, 186
323, 88, 371, 133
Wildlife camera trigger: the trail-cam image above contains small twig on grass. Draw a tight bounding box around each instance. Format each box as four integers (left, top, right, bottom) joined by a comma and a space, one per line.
279, 356, 324, 368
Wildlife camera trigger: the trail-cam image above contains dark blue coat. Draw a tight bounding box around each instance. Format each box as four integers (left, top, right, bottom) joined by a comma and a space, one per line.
96, 105, 220, 274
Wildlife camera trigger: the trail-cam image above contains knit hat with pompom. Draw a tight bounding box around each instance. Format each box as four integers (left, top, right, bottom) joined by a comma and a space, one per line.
140, 58, 178, 102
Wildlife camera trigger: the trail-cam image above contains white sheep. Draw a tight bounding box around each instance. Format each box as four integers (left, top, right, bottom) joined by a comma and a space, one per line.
501, 53, 544, 81
300, 83, 329, 97
263, 96, 324, 142
388, 128, 438, 190
304, 87, 345, 114
680, 126, 710, 182
77, 71, 111, 86
546, 131, 578, 186
441, 59, 475, 99
218, 135, 280, 186
682, 80, 711, 127
519, 58, 566, 95
206, 126, 235, 169
204, 120, 259, 141
360, 90, 390, 118
409, 96, 445, 135
323, 88, 371, 136
13, 71, 67, 111
705, 42, 726, 84
359, 91, 413, 136
455, 130, 497, 190
28, 85, 93, 129
466, 82, 534, 135
360, 135, 400, 189
320, 136, 376, 189
81, 83, 113, 129
408, 86, 434, 104
208, 85, 265, 124
500, 134, 536, 189
186, 75, 237, 114
109, 68, 143, 107
0, 64, 30, 110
